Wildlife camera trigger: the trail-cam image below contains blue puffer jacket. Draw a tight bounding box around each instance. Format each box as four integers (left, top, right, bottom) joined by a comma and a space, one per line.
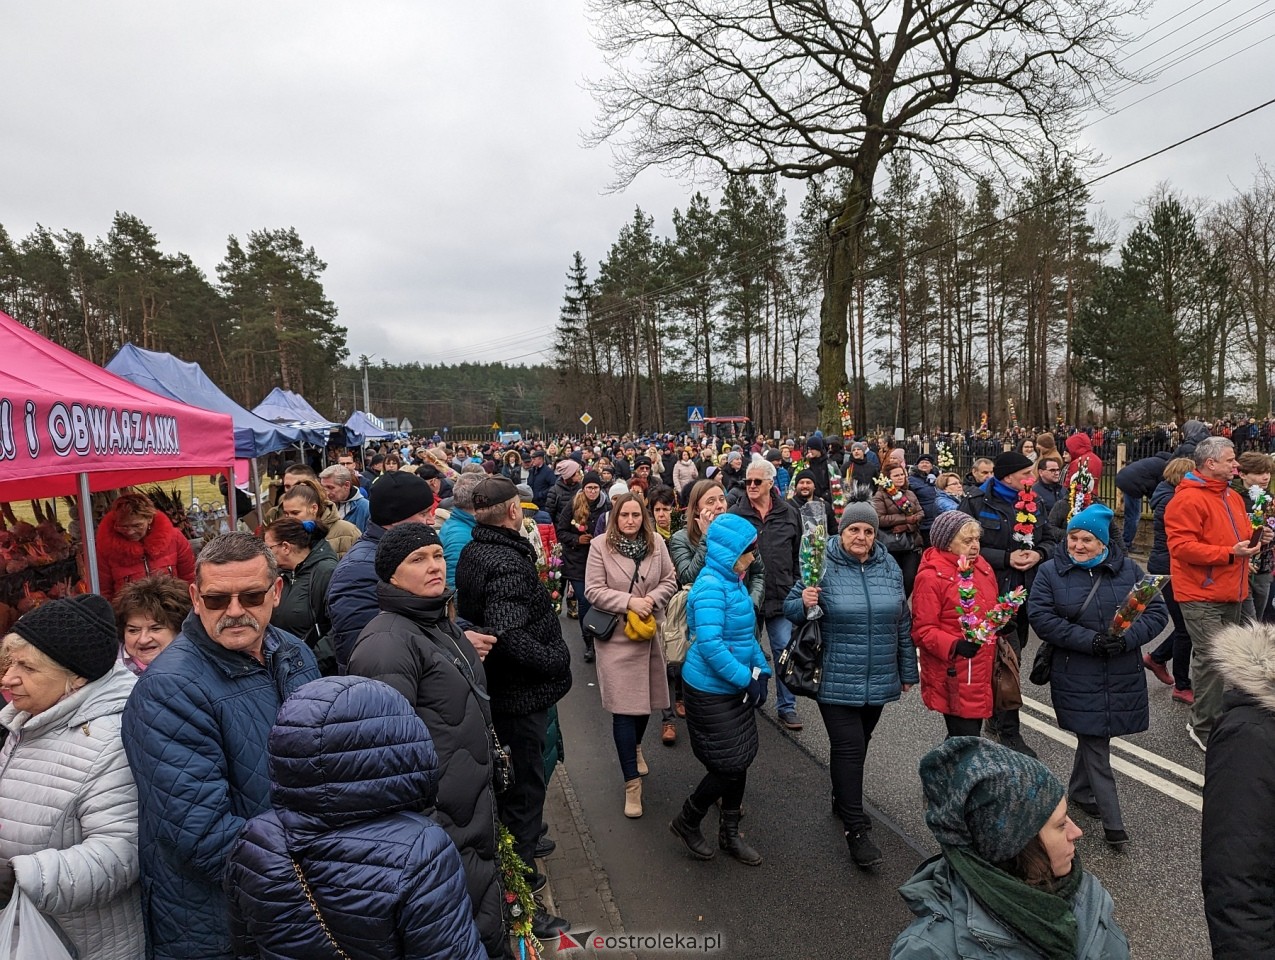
1027, 551, 1168, 738
892, 856, 1130, 960
441, 508, 478, 588
122, 614, 320, 960
328, 521, 387, 669
225, 677, 485, 960
683, 514, 770, 694
1146, 479, 1175, 575
784, 539, 918, 706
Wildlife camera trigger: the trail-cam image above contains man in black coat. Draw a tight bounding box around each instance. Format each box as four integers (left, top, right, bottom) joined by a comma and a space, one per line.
525, 448, 556, 508
730, 456, 803, 730
455, 475, 571, 940
959, 450, 1058, 759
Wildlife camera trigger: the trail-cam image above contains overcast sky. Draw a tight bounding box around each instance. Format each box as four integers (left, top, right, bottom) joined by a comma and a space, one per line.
3, 1, 1273, 373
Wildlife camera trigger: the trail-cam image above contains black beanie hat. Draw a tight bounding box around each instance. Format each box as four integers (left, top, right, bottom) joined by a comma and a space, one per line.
369, 471, 435, 526
792, 469, 817, 486
12, 594, 118, 682
993, 451, 1034, 480
375, 522, 441, 583
581, 470, 604, 489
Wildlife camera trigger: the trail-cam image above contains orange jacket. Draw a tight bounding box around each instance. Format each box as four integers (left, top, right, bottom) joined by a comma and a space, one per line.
1163, 472, 1251, 603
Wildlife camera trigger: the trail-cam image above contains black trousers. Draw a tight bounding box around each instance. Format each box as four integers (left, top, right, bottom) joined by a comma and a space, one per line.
493, 708, 548, 880
690, 770, 747, 812
944, 714, 983, 738
819, 702, 884, 832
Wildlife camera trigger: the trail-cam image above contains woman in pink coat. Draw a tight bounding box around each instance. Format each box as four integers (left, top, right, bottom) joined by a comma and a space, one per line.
584, 492, 678, 819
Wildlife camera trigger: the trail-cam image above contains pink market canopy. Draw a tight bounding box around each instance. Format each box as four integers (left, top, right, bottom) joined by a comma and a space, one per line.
0, 311, 235, 500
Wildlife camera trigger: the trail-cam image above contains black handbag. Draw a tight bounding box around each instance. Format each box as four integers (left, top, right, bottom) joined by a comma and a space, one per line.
1030, 577, 1102, 686
582, 560, 642, 642
776, 617, 824, 698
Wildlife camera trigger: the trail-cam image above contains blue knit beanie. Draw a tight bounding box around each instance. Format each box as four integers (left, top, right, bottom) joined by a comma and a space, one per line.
919, 737, 1064, 862
1067, 503, 1113, 546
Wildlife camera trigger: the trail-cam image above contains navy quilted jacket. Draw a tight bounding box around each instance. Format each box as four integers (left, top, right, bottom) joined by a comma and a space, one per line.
327, 521, 387, 669
784, 539, 918, 706
122, 613, 319, 960
1027, 551, 1167, 738
224, 676, 484, 960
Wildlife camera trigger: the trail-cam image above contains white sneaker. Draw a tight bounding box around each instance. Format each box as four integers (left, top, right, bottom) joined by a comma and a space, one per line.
1186, 722, 1207, 753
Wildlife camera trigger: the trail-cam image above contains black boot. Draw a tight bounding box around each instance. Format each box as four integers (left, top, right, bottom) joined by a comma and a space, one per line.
669, 798, 714, 860
583, 639, 595, 664
718, 809, 762, 865
997, 711, 1037, 759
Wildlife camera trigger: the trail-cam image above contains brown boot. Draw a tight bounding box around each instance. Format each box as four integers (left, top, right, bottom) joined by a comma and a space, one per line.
624, 778, 643, 818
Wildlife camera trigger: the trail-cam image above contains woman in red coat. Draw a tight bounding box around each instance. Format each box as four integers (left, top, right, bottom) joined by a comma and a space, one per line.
910, 510, 999, 739
95, 493, 195, 600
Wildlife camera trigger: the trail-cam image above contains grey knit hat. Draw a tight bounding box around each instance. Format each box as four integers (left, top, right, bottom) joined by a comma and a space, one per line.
930, 512, 979, 552
838, 500, 880, 533
920, 737, 1064, 862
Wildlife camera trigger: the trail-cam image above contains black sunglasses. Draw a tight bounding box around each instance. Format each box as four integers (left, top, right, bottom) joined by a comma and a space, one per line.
746, 478, 769, 486
199, 588, 272, 611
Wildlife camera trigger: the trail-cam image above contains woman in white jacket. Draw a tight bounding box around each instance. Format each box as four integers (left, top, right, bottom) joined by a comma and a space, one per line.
0, 594, 143, 960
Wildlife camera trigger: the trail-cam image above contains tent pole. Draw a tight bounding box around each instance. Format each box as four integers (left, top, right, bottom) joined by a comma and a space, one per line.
226, 466, 238, 530
78, 473, 101, 594
251, 458, 262, 529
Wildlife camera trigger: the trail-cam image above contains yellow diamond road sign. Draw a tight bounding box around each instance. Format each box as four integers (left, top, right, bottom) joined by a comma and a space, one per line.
580, 412, 593, 426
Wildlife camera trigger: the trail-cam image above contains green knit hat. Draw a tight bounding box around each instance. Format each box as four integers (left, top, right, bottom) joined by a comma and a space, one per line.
919, 737, 1064, 863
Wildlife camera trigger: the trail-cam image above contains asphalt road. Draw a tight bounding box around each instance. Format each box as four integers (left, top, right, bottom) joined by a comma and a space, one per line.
554, 612, 1211, 960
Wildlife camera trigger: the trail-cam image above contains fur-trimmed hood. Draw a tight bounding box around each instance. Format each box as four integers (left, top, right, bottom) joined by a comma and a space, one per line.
1212, 622, 1275, 713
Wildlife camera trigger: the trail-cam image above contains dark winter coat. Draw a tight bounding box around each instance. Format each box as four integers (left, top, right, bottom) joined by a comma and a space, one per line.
790, 491, 837, 533
224, 677, 485, 960
542, 479, 577, 530
455, 523, 573, 716
96, 509, 195, 600
1174, 418, 1212, 460
847, 456, 879, 492
348, 586, 506, 958
1116, 451, 1173, 499
909, 469, 941, 532
270, 538, 337, 646
527, 463, 556, 507
122, 615, 320, 960
784, 539, 918, 707
1027, 550, 1166, 738
1203, 622, 1275, 960
327, 521, 388, 669
1034, 478, 1065, 518
959, 480, 1058, 593
729, 489, 802, 618
1147, 479, 1176, 575
556, 492, 608, 581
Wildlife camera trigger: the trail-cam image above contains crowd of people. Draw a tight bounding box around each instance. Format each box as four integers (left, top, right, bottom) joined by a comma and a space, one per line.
1, 417, 1274, 958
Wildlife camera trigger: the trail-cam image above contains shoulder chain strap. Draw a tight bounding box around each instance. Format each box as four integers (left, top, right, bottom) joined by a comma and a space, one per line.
290, 855, 352, 960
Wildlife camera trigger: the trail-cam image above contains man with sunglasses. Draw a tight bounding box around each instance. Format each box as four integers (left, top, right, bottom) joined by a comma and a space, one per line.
730, 455, 803, 730
122, 533, 320, 960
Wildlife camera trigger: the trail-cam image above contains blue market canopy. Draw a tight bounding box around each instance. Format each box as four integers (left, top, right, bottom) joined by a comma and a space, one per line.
106, 344, 301, 458
253, 388, 341, 446
345, 410, 396, 443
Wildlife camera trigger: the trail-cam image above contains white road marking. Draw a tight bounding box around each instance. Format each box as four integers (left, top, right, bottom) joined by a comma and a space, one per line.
1018, 714, 1203, 812
1020, 694, 1205, 788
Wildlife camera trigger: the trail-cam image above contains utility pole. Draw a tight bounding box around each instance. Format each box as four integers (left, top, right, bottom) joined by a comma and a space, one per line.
359, 354, 373, 414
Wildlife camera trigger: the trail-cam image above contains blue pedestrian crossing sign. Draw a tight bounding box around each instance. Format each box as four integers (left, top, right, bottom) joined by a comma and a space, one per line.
687, 406, 705, 424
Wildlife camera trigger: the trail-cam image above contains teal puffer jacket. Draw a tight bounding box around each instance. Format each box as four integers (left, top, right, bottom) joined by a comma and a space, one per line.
683, 514, 770, 694
784, 539, 917, 706
891, 856, 1130, 960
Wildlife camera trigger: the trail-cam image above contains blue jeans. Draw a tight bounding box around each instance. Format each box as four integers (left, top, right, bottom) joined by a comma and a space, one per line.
765, 615, 796, 716
1121, 493, 1142, 549
612, 713, 650, 782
